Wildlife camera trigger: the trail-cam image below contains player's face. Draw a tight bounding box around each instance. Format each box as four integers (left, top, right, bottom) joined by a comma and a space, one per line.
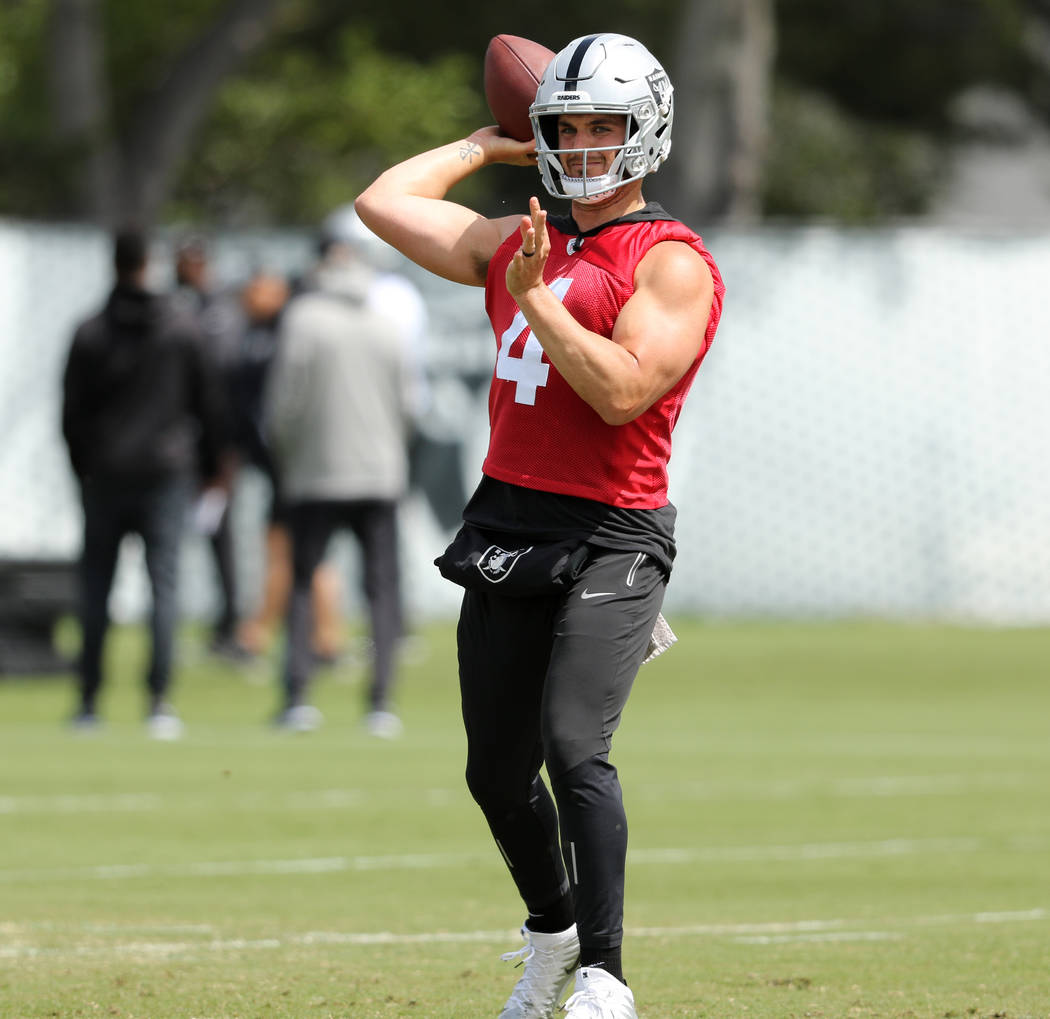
556, 114, 628, 178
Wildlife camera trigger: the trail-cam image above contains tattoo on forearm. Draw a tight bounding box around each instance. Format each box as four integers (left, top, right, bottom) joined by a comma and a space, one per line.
459, 142, 482, 163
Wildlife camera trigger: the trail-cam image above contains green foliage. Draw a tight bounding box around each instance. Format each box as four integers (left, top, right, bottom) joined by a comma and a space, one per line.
0, 0, 47, 124
775, 0, 1031, 128
0, 0, 1046, 224
766, 0, 1038, 221
764, 84, 947, 222
2, 620, 1050, 1016
98, 0, 238, 127
0, 0, 67, 218
169, 26, 489, 226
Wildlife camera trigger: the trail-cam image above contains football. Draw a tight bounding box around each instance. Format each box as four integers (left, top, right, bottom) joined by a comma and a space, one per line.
483, 34, 555, 142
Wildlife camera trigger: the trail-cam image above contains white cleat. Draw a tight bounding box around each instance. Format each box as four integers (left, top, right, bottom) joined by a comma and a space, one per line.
364, 710, 403, 739
275, 704, 324, 732
146, 706, 184, 742
561, 967, 638, 1019
498, 924, 580, 1018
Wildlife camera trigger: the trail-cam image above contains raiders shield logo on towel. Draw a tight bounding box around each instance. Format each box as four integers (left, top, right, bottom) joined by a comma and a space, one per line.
477, 545, 534, 584
434, 523, 589, 596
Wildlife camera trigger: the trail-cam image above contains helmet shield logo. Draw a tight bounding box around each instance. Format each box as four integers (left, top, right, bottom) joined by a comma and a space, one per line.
646, 70, 672, 109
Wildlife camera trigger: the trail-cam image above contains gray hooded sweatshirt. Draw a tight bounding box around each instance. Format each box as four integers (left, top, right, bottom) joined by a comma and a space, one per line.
265, 258, 418, 502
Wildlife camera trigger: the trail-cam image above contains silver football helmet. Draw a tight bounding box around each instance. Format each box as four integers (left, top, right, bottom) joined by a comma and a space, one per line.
529, 33, 674, 203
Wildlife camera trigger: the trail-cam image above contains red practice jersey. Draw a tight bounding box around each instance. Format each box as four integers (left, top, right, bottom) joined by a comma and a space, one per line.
482, 210, 724, 509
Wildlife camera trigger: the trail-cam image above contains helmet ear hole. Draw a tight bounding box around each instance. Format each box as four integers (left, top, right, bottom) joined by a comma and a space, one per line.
652, 123, 669, 157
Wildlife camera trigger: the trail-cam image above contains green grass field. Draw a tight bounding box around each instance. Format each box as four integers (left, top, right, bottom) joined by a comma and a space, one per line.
2, 618, 1048, 1018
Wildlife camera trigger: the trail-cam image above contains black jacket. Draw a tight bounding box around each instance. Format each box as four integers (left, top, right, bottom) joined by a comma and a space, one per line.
61, 284, 229, 484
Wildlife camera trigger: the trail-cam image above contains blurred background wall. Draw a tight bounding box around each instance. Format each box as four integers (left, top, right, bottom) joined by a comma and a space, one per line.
3, 218, 1048, 624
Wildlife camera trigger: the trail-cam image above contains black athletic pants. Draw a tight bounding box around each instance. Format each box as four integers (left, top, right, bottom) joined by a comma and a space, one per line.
282, 498, 403, 712
77, 474, 190, 715
207, 503, 239, 643
458, 548, 665, 950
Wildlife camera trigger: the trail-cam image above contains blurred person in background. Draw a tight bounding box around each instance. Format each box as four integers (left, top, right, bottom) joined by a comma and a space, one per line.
227, 268, 344, 663
264, 207, 427, 736
61, 229, 229, 739
170, 233, 246, 659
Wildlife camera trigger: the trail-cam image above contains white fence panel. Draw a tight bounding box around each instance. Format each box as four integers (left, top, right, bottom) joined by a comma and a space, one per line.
1, 218, 1047, 623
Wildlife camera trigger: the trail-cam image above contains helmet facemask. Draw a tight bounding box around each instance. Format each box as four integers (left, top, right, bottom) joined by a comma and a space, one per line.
533, 113, 629, 203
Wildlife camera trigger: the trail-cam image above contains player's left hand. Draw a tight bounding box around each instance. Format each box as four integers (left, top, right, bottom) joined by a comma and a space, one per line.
506, 196, 549, 297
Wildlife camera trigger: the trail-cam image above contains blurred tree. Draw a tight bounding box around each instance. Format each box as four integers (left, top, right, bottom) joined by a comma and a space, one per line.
0, 0, 63, 216
662, 0, 776, 227
775, 0, 1028, 128
45, 0, 283, 226
1, 0, 1047, 226
169, 25, 489, 226
765, 0, 1041, 221
169, 3, 680, 226
763, 84, 942, 222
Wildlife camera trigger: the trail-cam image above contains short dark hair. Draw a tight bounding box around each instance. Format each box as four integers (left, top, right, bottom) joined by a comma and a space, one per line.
113, 229, 148, 276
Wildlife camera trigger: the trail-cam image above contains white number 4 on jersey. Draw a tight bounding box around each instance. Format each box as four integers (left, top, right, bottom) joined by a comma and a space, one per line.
495, 277, 573, 405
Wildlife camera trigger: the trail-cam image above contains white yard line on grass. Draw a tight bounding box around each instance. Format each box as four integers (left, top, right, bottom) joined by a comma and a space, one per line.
734, 931, 904, 944
0, 789, 373, 814
1, 910, 1045, 961
630, 836, 984, 863
0, 772, 1032, 814
0, 793, 164, 813
1, 834, 1043, 884
666, 772, 1033, 800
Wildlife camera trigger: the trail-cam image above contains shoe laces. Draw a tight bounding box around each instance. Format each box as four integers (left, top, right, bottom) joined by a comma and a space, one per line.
499, 930, 573, 1015
501, 939, 537, 968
